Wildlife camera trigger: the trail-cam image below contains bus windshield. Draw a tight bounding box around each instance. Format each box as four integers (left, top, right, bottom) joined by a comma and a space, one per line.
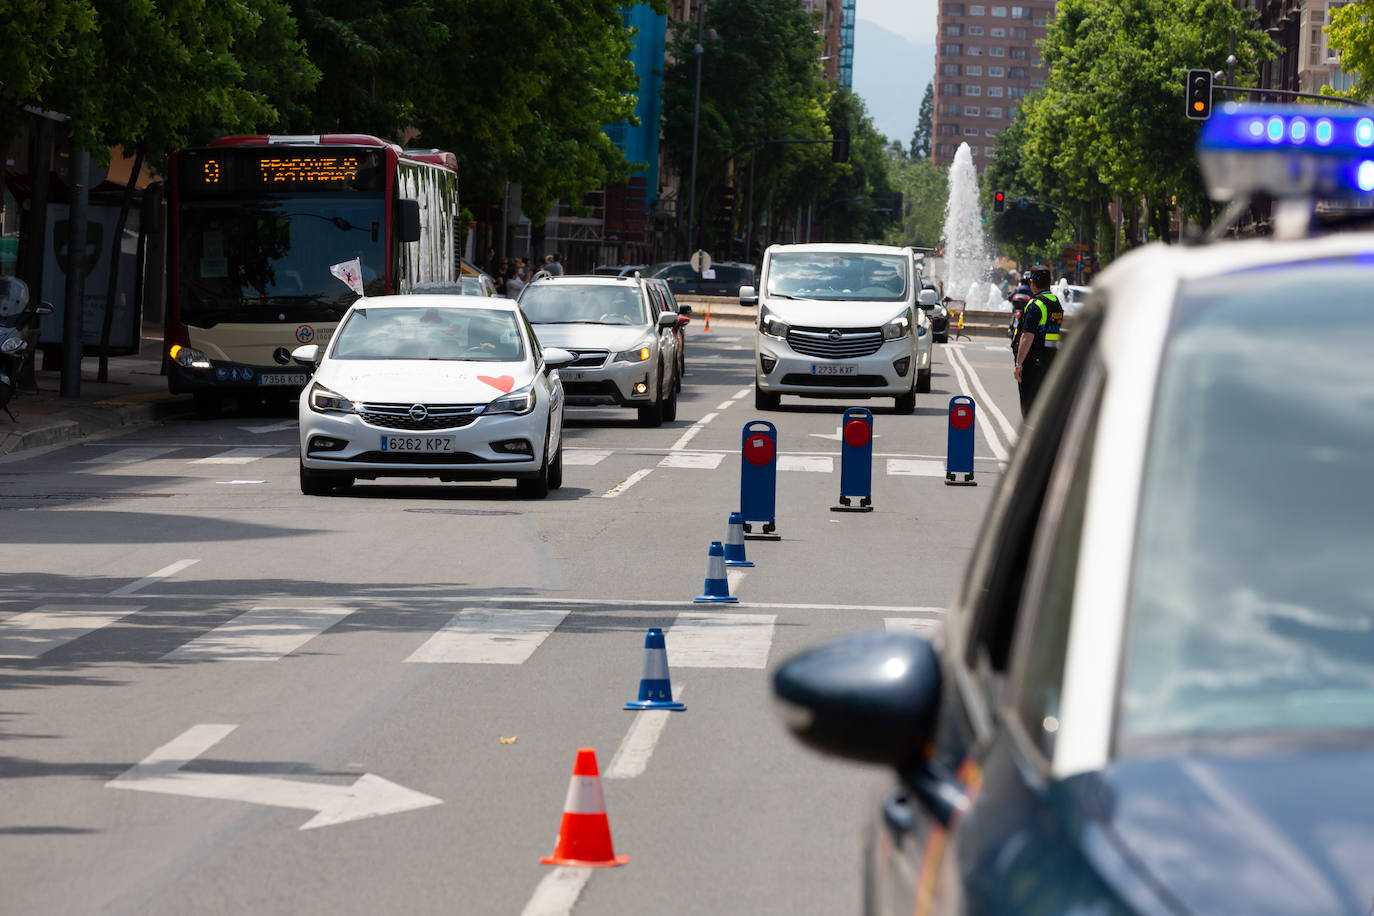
177, 196, 387, 326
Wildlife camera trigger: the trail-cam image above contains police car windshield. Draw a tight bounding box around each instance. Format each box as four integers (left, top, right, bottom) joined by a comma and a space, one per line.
1120, 259, 1374, 747
765, 252, 909, 302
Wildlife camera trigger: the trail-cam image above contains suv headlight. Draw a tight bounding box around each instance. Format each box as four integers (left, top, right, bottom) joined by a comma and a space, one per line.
883, 312, 912, 341
308, 382, 355, 414
614, 343, 653, 363
759, 307, 790, 339
485, 385, 536, 415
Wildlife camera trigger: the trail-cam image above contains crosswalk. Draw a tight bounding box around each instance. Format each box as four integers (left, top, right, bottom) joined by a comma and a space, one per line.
0, 601, 941, 668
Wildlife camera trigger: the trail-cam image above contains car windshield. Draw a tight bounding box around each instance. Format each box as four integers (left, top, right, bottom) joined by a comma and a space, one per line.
329, 306, 525, 361
764, 252, 909, 301
518, 284, 648, 325
1120, 260, 1374, 745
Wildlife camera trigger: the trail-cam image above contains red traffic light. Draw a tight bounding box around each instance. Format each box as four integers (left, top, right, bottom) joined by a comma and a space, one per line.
993, 191, 1005, 213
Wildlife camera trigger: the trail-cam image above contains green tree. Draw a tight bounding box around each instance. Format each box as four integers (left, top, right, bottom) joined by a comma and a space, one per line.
1325, 0, 1374, 103
0, 0, 97, 154
821, 89, 901, 242
881, 155, 946, 249
911, 81, 933, 159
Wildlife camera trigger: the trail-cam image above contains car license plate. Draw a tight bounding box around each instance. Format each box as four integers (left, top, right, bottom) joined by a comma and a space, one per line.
811, 364, 857, 376
381, 435, 456, 453
564, 371, 589, 381
258, 373, 307, 387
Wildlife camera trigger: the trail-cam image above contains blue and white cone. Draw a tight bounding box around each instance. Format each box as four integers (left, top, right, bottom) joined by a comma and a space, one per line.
694, 540, 739, 603
722, 511, 754, 567
624, 627, 685, 710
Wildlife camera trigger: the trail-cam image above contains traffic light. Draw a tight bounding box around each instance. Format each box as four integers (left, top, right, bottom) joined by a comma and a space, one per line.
1186, 69, 1213, 121
891, 192, 904, 219
832, 131, 850, 163
993, 190, 1005, 212
714, 185, 736, 244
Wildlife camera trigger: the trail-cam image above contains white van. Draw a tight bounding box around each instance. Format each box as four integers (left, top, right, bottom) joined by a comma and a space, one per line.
742, 243, 932, 412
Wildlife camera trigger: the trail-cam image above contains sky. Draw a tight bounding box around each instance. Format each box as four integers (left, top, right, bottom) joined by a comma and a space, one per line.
856, 0, 938, 46
853, 0, 940, 146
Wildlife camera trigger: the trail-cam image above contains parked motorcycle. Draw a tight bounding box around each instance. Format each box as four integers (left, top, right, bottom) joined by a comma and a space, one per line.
0, 276, 54, 421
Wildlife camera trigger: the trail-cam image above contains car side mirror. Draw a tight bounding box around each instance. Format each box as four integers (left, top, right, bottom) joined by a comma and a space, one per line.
543, 347, 576, 371
676, 314, 691, 328
35, 301, 55, 316
739, 285, 758, 307
395, 199, 421, 243
678, 305, 693, 316
917, 290, 940, 308
291, 344, 321, 366
657, 311, 678, 329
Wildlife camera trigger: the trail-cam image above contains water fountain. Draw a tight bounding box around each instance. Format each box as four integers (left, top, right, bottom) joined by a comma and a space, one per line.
938, 143, 1010, 312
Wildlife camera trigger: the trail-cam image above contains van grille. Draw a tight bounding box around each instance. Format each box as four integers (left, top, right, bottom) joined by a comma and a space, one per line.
786, 326, 884, 359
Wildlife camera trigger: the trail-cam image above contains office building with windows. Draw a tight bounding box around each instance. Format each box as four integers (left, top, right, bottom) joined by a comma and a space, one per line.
930, 2, 1053, 170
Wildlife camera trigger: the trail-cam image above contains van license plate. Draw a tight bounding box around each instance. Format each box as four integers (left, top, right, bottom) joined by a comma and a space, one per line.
381, 436, 456, 453
811, 365, 857, 376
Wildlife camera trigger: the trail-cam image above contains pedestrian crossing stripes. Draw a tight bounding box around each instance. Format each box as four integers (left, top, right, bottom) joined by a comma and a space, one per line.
190, 447, 289, 465
0, 605, 144, 659
162, 605, 354, 661
404, 608, 569, 664
666, 612, 776, 669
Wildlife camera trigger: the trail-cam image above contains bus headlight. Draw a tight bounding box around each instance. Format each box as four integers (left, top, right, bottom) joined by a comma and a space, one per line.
170, 344, 212, 369
308, 382, 355, 413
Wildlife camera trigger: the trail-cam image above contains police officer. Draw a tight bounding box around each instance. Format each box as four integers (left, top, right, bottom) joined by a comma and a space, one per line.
1012, 267, 1063, 416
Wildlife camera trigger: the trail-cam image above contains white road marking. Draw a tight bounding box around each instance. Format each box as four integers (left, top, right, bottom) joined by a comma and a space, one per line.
0, 605, 144, 659
943, 345, 1008, 462
79, 447, 165, 464
163, 605, 353, 661
658, 451, 724, 470
192, 448, 287, 465
215, 480, 268, 485
107, 559, 200, 597
521, 867, 595, 916
667, 613, 776, 668
106, 724, 442, 831
886, 459, 945, 477
733, 387, 751, 399
600, 468, 653, 498
810, 425, 880, 442
983, 344, 1008, 351
946, 343, 1018, 457
669, 411, 719, 451
726, 569, 747, 594
715, 399, 735, 411
240, 420, 298, 434
562, 449, 611, 466
884, 617, 944, 637
606, 685, 687, 780
777, 455, 832, 473
403, 608, 569, 664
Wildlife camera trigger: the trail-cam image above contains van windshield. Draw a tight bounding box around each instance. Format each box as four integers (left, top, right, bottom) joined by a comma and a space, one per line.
765, 252, 909, 302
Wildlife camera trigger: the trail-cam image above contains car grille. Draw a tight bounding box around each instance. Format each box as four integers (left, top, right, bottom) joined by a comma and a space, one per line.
358, 402, 484, 430
564, 349, 608, 369
786, 326, 885, 359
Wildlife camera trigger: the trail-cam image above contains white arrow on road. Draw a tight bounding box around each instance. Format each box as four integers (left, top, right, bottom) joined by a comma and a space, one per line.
107, 724, 442, 830
809, 425, 881, 441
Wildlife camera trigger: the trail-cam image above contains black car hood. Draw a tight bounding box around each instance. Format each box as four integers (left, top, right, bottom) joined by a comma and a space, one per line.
1098, 746, 1374, 915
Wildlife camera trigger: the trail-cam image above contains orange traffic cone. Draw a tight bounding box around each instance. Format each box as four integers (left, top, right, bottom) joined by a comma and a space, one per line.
540, 748, 629, 867
703, 303, 711, 332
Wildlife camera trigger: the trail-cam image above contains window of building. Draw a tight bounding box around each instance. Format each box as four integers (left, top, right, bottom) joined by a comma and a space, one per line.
991, 27, 1006, 36
987, 106, 1003, 117
964, 126, 980, 136
990, 46, 1006, 56
946, 24, 963, 35
1032, 14, 1047, 24
966, 65, 983, 75
1009, 66, 1026, 78
1010, 106, 1019, 118
942, 102, 962, 115
1013, 26, 1028, 38
939, 124, 961, 136
967, 145, 980, 155
1030, 78, 1044, 88
968, 25, 985, 35
945, 2, 965, 13
968, 45, 983, 55
966, 84, 982, 95
1010, 46, 1028, 58
970, 4, 985, 13
1011, 5, 1028, 17
989, 66, 1005, 77
964, 106, 981, 116
992, 5, 1007, 14
985, 127, 1001, 136
988, 86, 1004, 97
1009, 86, 1027, 98
939, 83, 963, 96
943, 63, 963, 75
944, 43, 963, 55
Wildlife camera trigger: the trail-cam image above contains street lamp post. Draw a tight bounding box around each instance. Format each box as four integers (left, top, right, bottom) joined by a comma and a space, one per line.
687, 2, 707, 264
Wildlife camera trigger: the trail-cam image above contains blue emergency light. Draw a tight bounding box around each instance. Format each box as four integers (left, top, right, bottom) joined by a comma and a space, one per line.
1197, 103, 1374, 200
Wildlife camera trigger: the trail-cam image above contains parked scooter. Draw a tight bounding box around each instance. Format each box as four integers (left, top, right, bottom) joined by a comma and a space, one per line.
0, 277, 54, 421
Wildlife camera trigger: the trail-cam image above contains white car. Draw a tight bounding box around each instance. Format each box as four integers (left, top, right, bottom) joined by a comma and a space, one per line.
518, 275, 681, 426
744, 243, 932, 413
294, 294, 573, 497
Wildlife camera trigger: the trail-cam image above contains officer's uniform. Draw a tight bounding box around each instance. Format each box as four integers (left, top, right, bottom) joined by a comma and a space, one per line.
1016, 289, 1063, 416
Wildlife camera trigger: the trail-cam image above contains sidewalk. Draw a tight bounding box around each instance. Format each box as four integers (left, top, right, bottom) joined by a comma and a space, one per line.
0, 323, 191, 457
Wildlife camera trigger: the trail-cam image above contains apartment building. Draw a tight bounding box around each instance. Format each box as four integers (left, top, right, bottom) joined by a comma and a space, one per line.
930, 1, 1053, 171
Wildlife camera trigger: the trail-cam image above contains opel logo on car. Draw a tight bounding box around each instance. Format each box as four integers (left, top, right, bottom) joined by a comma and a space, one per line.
409, 404, 428, 421
828, 329, 843, 341
273, 346, 291, 366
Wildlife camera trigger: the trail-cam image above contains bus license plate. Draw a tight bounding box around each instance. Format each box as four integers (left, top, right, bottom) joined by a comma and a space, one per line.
811, 364, 857, 376
381, 436, 456, 453
258, 373, 308, 387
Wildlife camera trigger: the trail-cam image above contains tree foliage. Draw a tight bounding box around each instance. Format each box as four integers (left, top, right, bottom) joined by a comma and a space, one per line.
1325, 0, 1374, 104
911, 81, 933, 159
881, 155, 946, 249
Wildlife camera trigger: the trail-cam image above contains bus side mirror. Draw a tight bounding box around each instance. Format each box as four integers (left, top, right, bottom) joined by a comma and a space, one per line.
396, 199, 421, 243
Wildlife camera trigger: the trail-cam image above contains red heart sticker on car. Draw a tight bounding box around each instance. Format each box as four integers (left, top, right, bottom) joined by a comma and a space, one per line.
478, 375, 515, 393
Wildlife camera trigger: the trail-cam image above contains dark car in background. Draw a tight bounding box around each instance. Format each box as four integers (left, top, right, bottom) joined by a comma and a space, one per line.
645, 260, 757, 297
645, 276, 691, 383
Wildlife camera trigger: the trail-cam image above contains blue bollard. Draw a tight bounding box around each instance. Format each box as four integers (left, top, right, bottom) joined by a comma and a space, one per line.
832, 407, 875, 512
740, 421, 781, 540
946, 396, 977, 486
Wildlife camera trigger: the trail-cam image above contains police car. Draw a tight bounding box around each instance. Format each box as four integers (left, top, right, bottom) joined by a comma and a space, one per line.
772, 104, 1374, 914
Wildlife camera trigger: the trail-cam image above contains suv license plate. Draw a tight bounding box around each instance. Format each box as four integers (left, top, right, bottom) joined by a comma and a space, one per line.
381, 436, 456, 453
258, 373, 307, 386
811, 365, 857, 376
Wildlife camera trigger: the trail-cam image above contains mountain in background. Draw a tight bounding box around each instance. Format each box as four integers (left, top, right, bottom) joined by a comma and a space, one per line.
852, 19, 936, 149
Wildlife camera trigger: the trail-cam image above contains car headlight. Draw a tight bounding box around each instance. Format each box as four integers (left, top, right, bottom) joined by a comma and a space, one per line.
169, 344, 211, 369
883, 312, 912, 341
1, 336, 25, 355
759, 308, 790, 339
307, 382, 355, 414
485, 385, 536, 415
917, 322, 929, 338
614, 343, 653, 363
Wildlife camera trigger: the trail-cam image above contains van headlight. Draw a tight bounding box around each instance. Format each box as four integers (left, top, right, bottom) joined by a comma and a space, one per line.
760, 307, 790, 339
485, 385, 536, 415
308, 382, 355, 414
883, 313, 912, 340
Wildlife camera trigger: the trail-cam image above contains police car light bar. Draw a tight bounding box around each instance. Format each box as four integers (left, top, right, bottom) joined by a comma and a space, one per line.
1197, 103, 1374, 202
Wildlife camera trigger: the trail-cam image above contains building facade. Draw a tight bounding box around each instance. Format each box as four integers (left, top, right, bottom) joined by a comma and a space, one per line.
930, 1, 1053, 171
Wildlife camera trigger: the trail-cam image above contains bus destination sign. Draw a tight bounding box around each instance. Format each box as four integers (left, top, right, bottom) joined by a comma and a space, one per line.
179, 148, 385, 196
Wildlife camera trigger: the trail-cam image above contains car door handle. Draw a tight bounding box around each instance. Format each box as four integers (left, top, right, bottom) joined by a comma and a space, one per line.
882, 788, 915, 836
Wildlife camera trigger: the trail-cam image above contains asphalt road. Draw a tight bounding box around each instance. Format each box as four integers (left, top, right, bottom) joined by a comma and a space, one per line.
0, 318, 1023, 915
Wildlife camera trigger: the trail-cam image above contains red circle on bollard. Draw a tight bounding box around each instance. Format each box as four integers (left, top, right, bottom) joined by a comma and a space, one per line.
950, 406, 973, 431
843, 419, 872, 449
744, 433, 775, 466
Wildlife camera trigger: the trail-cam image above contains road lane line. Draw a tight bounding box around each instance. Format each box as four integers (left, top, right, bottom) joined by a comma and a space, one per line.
606, 685, 687, 780
884, 617, 943, 637
669, 411, 718, 451
715, 399, 735, 411
777, 455, 832, 473
192, 447, 288, 465
521, 867, 594, 916
107, 559, 200, 597
562, 449, 612, 466
0, 605, 145, 659
943, 346, 1007, 462
78, 447, 165, 464
667, 612, 775, 668
734, 387, 751, 399
886, 459, 945, 477
658, 452, 724, 470
163, 605, 353, 661
600, 468, 653, 498
946, 343, 1018, 455
403, 608, 569, 664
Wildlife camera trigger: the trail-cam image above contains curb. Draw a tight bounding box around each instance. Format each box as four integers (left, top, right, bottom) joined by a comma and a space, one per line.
0, 396, 192, 457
